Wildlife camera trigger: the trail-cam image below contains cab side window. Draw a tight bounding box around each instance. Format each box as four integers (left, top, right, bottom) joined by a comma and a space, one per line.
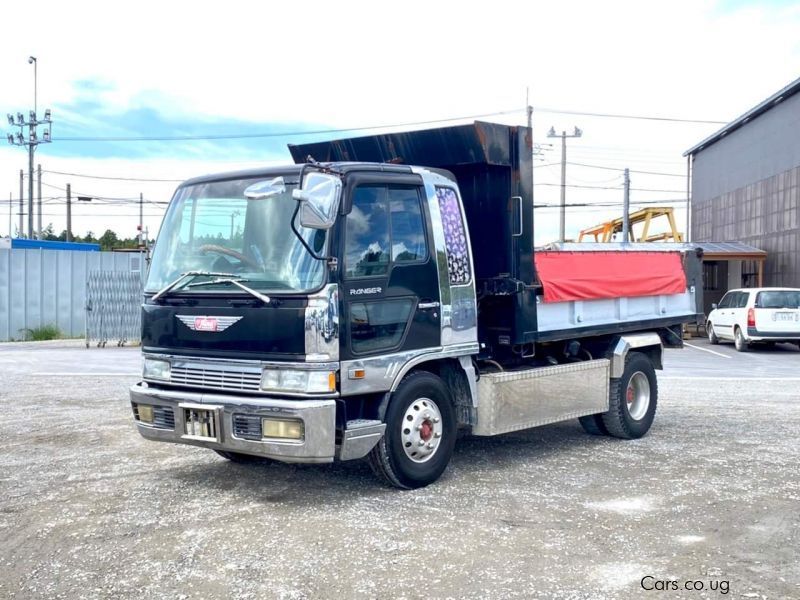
345, 186, 390, 278
345, 185, 428, 278
718, 293, 733, 308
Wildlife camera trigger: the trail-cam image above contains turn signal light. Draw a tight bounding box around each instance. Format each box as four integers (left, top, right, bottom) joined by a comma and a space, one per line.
747, 308, 756, 327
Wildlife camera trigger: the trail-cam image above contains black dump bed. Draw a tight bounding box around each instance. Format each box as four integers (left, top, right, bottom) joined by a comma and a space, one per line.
289, 121, 535, 289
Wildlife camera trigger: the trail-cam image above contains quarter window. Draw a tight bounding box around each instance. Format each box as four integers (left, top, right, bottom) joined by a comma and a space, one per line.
435, 187, 471, 285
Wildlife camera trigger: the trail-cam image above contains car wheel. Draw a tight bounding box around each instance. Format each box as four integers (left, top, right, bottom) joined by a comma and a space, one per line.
734, 327, 749, 352
707, 322, 719, 345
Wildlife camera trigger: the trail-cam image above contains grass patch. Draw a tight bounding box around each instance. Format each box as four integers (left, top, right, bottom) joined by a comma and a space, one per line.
20, 324, 63, 341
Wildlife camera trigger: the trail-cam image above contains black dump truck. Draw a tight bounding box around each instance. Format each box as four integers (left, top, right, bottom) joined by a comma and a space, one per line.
131, 122, 703, 488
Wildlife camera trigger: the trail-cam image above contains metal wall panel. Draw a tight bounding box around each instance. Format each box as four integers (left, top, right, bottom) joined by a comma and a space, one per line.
692, 92, 800, 288
0, 248, 144, 341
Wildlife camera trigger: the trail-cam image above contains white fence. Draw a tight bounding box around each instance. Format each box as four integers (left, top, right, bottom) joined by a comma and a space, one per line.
0, 248, 145, 342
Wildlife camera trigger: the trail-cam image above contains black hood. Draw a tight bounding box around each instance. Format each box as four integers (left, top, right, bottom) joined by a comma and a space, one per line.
142, 295, 307, 360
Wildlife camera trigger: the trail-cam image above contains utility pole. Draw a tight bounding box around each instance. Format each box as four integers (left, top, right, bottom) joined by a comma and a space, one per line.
18, 169, 23, 238
622, 168, 630, 243
5, 57, 52, 239
526, 88, 534, 194
37, 163, 42, 239
139, 192, 144, 247
548, 126, 583, 242
66, 183, 72, 242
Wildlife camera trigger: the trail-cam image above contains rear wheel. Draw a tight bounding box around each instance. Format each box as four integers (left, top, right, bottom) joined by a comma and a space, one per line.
368, 371, 456, 489
707, 322, 719, 345
734, 327, 749, 352
601, 352, 658, 439
578, 414, 608, 436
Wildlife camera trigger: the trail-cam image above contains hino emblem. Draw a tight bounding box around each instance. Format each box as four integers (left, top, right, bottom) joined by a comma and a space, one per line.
176, 315, 242, 332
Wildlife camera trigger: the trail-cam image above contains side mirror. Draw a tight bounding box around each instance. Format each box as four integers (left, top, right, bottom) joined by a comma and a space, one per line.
244, 176, 286, 200
292, 172, 341, 230
711, 303, 718, 310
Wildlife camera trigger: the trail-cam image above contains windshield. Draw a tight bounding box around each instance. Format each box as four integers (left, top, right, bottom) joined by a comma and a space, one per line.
145, 176, 328, 294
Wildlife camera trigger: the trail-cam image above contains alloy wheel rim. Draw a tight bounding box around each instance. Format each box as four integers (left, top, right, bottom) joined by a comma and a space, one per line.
400, 397, 443, 463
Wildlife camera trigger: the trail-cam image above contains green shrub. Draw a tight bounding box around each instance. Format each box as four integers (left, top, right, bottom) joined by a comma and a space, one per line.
20, 324, 62, 341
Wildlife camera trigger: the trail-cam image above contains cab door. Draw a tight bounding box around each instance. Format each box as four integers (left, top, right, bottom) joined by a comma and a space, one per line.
340, 180, 440, 362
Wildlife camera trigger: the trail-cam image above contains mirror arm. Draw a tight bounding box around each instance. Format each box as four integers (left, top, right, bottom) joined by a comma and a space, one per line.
290, 199, 327, 262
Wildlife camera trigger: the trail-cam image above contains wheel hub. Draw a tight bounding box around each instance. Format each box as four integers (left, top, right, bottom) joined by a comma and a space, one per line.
400, 397, 443, 463
626, 371, 651, 421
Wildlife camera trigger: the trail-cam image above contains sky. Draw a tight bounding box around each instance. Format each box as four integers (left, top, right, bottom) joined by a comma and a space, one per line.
1, 0, 799, 244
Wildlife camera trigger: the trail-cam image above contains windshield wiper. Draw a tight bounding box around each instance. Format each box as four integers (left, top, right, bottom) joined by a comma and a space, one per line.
151, 270, 239, 302
185, 277, 272, 304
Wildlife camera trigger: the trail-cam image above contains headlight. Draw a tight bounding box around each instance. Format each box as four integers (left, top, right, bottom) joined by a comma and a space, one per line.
260, 369, 336, 394
143, 358, 171, 381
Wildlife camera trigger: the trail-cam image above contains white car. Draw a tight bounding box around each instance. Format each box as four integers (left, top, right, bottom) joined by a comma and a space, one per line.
706, 287, 800, 352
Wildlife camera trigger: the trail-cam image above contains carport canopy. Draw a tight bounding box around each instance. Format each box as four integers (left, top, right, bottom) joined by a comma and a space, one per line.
693, 241, 767, 287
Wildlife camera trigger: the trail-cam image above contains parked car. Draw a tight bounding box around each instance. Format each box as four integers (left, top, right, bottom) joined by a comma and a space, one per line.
707, 288, 800, 351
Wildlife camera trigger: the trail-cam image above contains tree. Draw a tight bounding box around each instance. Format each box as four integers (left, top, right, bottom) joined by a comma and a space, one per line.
98, 229, 119, 251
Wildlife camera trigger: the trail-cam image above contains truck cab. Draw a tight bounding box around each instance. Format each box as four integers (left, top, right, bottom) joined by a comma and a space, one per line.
132, 123, 702, 489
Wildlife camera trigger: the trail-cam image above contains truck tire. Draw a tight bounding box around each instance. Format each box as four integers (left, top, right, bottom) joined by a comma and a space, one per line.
707, 322, 719, 345
214, 450, 269, 464
734, 327, 748, 352
368, 371, 456, 490
578, 414, 608, 436
601, 352, 657, 440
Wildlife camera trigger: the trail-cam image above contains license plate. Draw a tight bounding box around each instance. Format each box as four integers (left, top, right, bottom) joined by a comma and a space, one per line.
181, 404, 221, 441
774, 312, 796, 321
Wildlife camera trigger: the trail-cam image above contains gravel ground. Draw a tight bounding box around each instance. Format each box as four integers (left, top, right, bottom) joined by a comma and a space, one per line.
0, 344, 798, 599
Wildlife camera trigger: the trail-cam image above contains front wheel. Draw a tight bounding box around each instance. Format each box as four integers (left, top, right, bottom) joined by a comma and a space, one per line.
601, 352, 658, 439
734, 327, 749, 352
707, 322, 719, 345
368, 371, 456, 489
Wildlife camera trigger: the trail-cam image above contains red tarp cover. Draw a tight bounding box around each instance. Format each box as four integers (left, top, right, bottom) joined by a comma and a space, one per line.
534, 251, 687, 303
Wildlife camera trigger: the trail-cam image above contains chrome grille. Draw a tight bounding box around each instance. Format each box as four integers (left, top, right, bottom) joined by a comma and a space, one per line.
232, 414, 262, 441
169, 362, 262, 392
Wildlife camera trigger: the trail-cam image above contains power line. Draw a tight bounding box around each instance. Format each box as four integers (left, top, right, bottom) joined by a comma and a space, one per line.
42, 169, 184, 183
534, 182, 685, 193
54, 109, 526, 142
50, 104, 729, 143
534, 106, 726, 125
566, 161, 686, 178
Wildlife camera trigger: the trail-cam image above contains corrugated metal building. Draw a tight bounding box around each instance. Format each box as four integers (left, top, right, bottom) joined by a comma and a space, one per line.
685, 76, 800, 287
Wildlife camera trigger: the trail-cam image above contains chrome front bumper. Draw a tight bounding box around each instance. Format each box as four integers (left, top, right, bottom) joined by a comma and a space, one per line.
130, 382, 336, 463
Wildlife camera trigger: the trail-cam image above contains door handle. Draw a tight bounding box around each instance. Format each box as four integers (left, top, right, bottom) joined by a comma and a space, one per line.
418, 301, 440, 310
